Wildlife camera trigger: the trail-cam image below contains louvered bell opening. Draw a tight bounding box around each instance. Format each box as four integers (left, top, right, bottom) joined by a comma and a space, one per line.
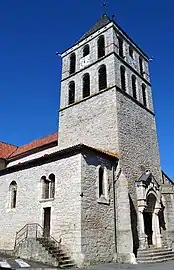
70, 53, 76, 74
120, 66, 126, 91
83, 74, 90, 98
99, 65, 107, 91
98, 36, 105, 59
69, 82, 75, 105
132, 75, 137, 100
142, 84, 147, 107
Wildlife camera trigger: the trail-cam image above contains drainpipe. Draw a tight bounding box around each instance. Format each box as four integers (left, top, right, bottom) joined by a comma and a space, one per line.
113, 161, 119, 254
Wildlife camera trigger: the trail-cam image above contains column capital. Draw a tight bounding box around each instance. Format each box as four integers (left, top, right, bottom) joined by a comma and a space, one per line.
154, 208, 161, 215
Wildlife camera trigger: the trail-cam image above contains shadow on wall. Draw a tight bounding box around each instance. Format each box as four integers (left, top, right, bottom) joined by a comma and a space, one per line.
159, 203, 166, 231
129, 194, 139, 257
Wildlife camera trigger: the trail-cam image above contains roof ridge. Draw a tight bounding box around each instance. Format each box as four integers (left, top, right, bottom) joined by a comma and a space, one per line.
0, 141, 17, 147
16, 132, 58, 148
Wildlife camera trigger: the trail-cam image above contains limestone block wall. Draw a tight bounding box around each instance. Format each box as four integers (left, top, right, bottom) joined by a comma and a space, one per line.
58, 86, 119, 153
162, 185, 174, 247
0, 153, 82, 263
81, 152, 116, 264
116, 90, 162, 251
15, 239, 58, 266
116, 91, 162, 189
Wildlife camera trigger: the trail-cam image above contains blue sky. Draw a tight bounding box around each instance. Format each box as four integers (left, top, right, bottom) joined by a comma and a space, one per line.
0, 0, 173, 179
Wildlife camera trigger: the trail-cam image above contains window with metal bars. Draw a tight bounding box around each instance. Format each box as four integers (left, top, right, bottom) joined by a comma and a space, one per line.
99, 65, 107, 91
142, 84, 147, 107
69, 53, 76, 74
83, 44, 90, 57
68, 81, 75, 105
98, 35, 105, 59
139, 57, 144, 76
120, 66, 126, 91
132, 75, 137, 99
83, 73, 90, 98
118, 36, 124, 58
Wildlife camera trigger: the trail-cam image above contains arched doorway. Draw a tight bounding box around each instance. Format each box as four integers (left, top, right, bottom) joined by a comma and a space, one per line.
135, 172, 162, 249
143, 193, 156, 246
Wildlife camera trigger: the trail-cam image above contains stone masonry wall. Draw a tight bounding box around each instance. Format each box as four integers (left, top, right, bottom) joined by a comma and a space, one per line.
58, 86, 119, 153
0, 153, 82, 265
162, 184, 174, 247
116, 90, 163, 251
81, 152, 116, 264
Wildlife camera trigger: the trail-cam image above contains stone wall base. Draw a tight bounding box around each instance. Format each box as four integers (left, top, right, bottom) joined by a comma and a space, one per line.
114, 252, 137, 264
14, 238, 58, 267
0, 249, 14, 257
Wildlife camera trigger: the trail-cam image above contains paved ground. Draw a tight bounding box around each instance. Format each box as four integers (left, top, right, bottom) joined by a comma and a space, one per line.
0, 255, 56, 269
0, 256, 173, 270
71, 261, 174, 270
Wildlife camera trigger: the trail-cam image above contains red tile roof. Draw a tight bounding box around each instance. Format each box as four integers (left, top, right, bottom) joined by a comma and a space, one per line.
0, 132, 58, 160
0, 142, 17, 159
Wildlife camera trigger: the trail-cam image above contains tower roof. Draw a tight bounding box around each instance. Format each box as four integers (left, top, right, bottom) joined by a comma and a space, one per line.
78, 14, 111, 42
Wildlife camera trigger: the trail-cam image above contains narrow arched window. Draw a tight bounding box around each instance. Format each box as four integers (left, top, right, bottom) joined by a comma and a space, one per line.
41, 176, 49, 199
83, 45, 90, 57
9, 181, 17, 209
98, 35, 105, 59
69, 53, 76, 74
118, 36, 124, 58
129, 46, 134, 58
132, 75, 137, 99
142, 84, 147, 107
49, 174, 55, 199
83, 73, 90, 98
99, 167, 104, 197
139, 57, 144, 76
99, 65, 107, 91
120, 66, 126, 91
68, 81, 75, 105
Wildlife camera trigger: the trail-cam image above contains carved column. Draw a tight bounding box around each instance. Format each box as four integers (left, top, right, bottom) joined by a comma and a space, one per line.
152, 207, 162, 247
138, 206, 148, 249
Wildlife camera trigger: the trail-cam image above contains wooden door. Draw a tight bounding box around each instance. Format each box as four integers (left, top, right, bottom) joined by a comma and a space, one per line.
43, 207, 51, 237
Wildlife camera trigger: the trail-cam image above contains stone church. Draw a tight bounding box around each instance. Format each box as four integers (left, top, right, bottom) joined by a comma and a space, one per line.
0, 14, 174, 267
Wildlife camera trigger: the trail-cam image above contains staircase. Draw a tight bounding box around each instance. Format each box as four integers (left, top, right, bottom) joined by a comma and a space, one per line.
137, 247, 174, 263
14, 223, 75, 268
37, 237, 75, 269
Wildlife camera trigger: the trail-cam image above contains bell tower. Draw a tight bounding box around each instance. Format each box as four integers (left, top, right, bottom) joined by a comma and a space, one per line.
58, 13, 162, 184
58, 15, 119, 152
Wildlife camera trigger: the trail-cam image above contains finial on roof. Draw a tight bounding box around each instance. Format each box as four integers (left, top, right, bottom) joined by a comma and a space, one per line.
102, 1, 108, 16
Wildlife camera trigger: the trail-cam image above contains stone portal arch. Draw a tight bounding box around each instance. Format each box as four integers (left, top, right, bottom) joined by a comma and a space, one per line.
135, 172, 162, 249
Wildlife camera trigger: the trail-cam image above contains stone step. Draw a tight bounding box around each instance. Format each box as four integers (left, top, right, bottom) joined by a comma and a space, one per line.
51, 250, 67, 255
59, 263, 75, 269
137, 253, 174, 262
59, 259, 75, 265
137, 250, 174, 258
138, 248, 172, 254
137, 256, 174, 264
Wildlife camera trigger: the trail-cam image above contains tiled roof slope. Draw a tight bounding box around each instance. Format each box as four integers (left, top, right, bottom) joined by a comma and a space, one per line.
0, 142, 17, 159
78, 14, 110, 42
0, 132, 58, 159
10, 132, 58, 158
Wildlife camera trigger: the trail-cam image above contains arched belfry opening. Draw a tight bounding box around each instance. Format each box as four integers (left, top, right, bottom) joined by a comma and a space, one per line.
135, 172, 163, 250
